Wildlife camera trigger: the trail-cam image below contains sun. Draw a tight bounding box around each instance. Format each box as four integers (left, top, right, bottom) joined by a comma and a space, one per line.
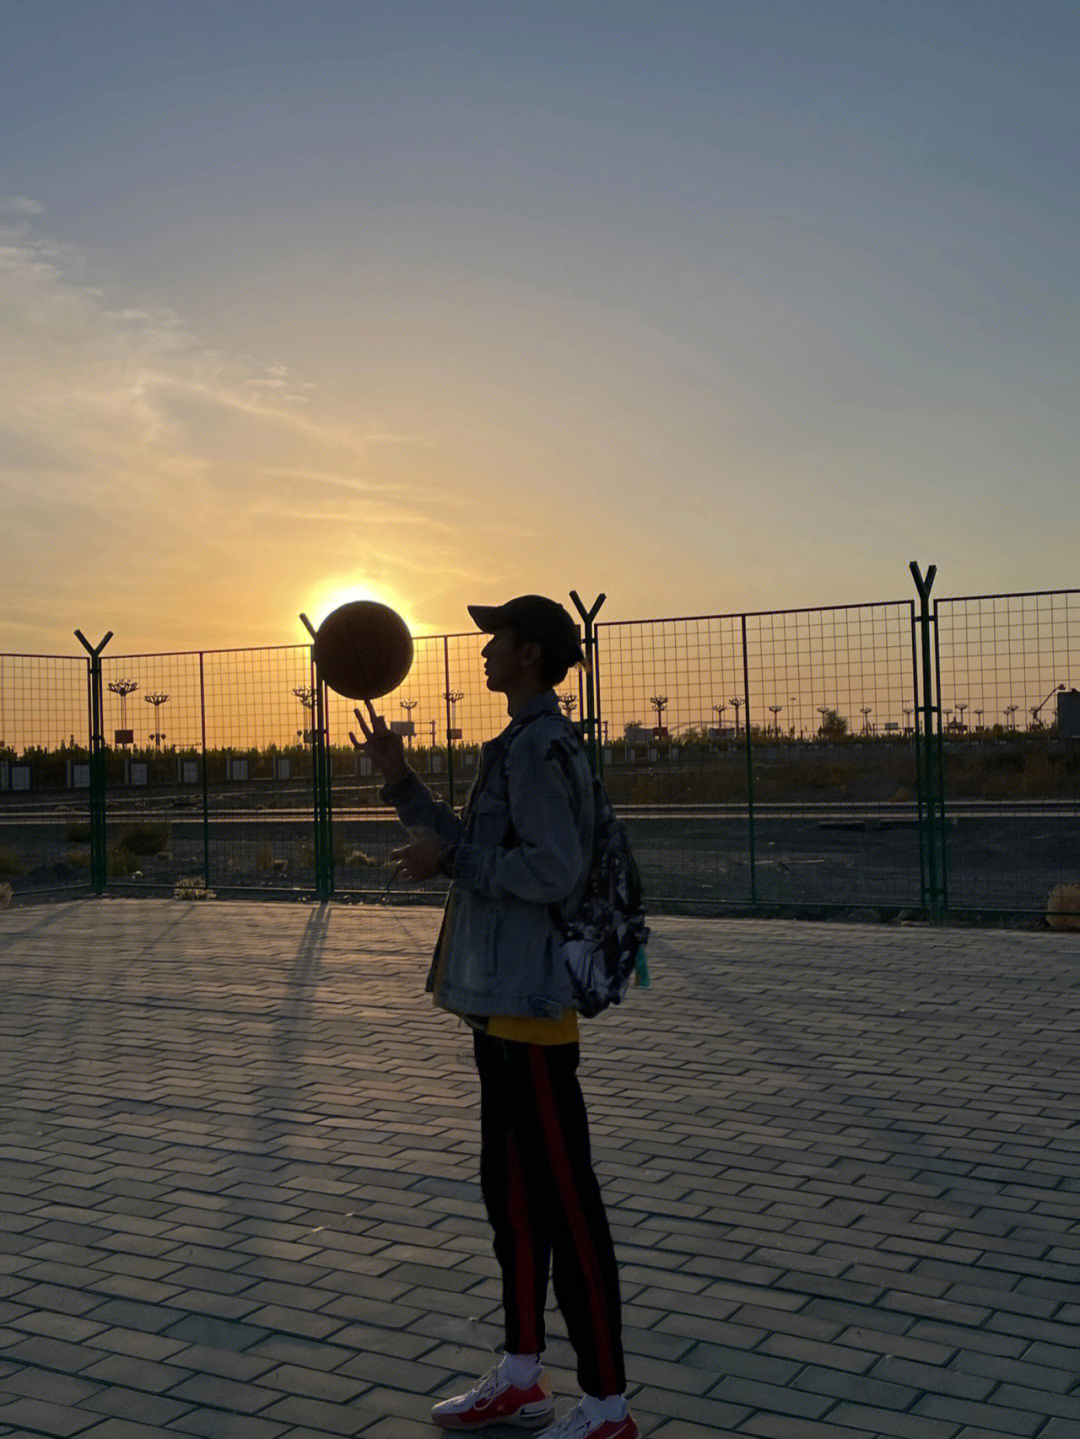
303, 580, 419, 637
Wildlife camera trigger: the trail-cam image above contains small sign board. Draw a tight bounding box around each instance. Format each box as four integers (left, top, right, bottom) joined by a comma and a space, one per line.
447, 728, 463, 741
12, 766, 30, 791
229, 758, 249, 782
115, 729, 134, 746
390, 721, 415, 736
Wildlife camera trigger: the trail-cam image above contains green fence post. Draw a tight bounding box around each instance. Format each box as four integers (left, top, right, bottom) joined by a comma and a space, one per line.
909, 563, 945, 918
443, 637, 457, 809
740, 614, 758, 905
569, 592, 606, 776
74, 629, 113, 896
198, 652, 211, 888
299, 614, 334, 901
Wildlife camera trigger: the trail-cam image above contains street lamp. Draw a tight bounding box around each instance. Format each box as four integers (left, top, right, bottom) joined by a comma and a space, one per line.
649, 695, 668, 737
956, 702, 967, 732
443, 691, 464, 740
293, 686, 315, 745
768, 704, 782, 736
729, 696, 742, 735
861, 706, 873, 735
108, 678, 139, 741
1005, 704, 1018, 730
144, 692, 169, 748
399, 697, 417, 746
558, 691, 578, 718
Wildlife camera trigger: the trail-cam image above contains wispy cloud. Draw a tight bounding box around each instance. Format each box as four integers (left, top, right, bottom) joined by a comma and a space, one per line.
0, 214, 482, 651
0, 195, 44, 216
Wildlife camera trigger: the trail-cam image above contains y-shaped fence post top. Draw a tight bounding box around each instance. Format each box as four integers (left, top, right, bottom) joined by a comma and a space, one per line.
569, 592, 606, 625
74, 630, 113, 658
909, 562, 937, 602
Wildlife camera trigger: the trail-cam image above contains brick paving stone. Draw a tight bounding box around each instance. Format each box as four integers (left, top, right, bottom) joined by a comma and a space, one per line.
821, 1403, 962, 1438
912, 1393, 1048, 1435
0, 1396, 102, 1435
739, 1417, 880, 1438
78, 1385, 195, 1427
167, 1412, 290, 1439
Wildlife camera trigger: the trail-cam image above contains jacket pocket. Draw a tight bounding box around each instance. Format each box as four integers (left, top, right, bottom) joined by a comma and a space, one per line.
467, 791, 512, 848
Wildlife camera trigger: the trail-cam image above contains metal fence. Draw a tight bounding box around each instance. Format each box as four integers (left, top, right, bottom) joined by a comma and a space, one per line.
1, 570, 1077, 920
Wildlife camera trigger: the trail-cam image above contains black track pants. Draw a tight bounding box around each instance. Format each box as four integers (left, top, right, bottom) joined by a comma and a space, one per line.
473, 1032, 626, 1398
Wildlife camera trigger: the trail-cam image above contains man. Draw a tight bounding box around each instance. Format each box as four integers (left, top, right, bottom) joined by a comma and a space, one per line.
352, 595, 639, 1439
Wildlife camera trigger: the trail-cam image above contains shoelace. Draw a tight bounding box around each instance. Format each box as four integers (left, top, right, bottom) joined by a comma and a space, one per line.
471, 1363, 508, 1399
543, 1401, 597, 1439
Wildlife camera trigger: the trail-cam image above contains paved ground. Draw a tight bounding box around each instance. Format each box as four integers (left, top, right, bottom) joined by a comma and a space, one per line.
1, 900, 1079, 1439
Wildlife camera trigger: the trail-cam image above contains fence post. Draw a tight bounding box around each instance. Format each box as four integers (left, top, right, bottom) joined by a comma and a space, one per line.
910, 563, 945, 918
198, 652, 211, 888
740, 614, 758, 905
299, 615, 334, 901
443, 637, 456, 808
74, 630, 113, 895
569, 592, 606, 775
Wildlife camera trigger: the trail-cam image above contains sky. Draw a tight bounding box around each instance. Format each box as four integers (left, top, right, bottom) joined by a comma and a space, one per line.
2, 0, 1078, 657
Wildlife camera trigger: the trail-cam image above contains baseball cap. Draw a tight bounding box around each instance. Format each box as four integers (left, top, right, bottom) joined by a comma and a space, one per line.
468, 595, 586, 669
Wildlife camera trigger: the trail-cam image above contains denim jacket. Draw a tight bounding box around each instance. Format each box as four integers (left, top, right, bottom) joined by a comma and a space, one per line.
380, 691, 594, 1019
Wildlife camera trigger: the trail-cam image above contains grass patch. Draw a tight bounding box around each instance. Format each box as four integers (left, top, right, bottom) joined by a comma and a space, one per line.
115, 822, 170, 856
0, 844, 25, 877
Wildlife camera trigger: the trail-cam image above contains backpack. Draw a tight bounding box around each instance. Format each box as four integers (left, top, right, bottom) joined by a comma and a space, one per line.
506, 713, 650, 1017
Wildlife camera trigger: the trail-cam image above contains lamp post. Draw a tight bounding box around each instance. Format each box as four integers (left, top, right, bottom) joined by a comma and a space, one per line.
956, 702, 967, 733
649, 695, 668, 738
443, 690, 464, 738
1005, 704, 1018, 731
729, 696, 742, 736
399, 697, 417, 746
144, 692, 169, 748
108, 678, 138, 742
768, 704, 782, 736
293, 686, 315, 745
558, 691, 578, 719
861, 706, 873, 735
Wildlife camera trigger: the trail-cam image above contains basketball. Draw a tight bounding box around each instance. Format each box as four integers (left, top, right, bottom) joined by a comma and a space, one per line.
312, 600, 414, 700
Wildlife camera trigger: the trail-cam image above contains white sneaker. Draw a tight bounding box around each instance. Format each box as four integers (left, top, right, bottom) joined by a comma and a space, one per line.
537, 1395, 640, 1439
431, 1356, 556, 1431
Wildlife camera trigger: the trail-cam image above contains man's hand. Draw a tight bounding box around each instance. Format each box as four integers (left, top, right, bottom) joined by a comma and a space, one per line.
349, 699, 407, 781
390, 827, 452, 883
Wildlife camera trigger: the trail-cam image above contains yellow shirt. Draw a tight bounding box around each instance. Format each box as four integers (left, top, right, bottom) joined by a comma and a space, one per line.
486, 1010, 580, 1045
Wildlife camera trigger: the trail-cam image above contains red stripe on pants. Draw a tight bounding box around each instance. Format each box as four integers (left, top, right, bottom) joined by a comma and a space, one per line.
528, 1046, 622, 1399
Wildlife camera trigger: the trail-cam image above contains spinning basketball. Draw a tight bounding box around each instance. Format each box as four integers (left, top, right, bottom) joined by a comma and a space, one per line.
312, 600, 414, 699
